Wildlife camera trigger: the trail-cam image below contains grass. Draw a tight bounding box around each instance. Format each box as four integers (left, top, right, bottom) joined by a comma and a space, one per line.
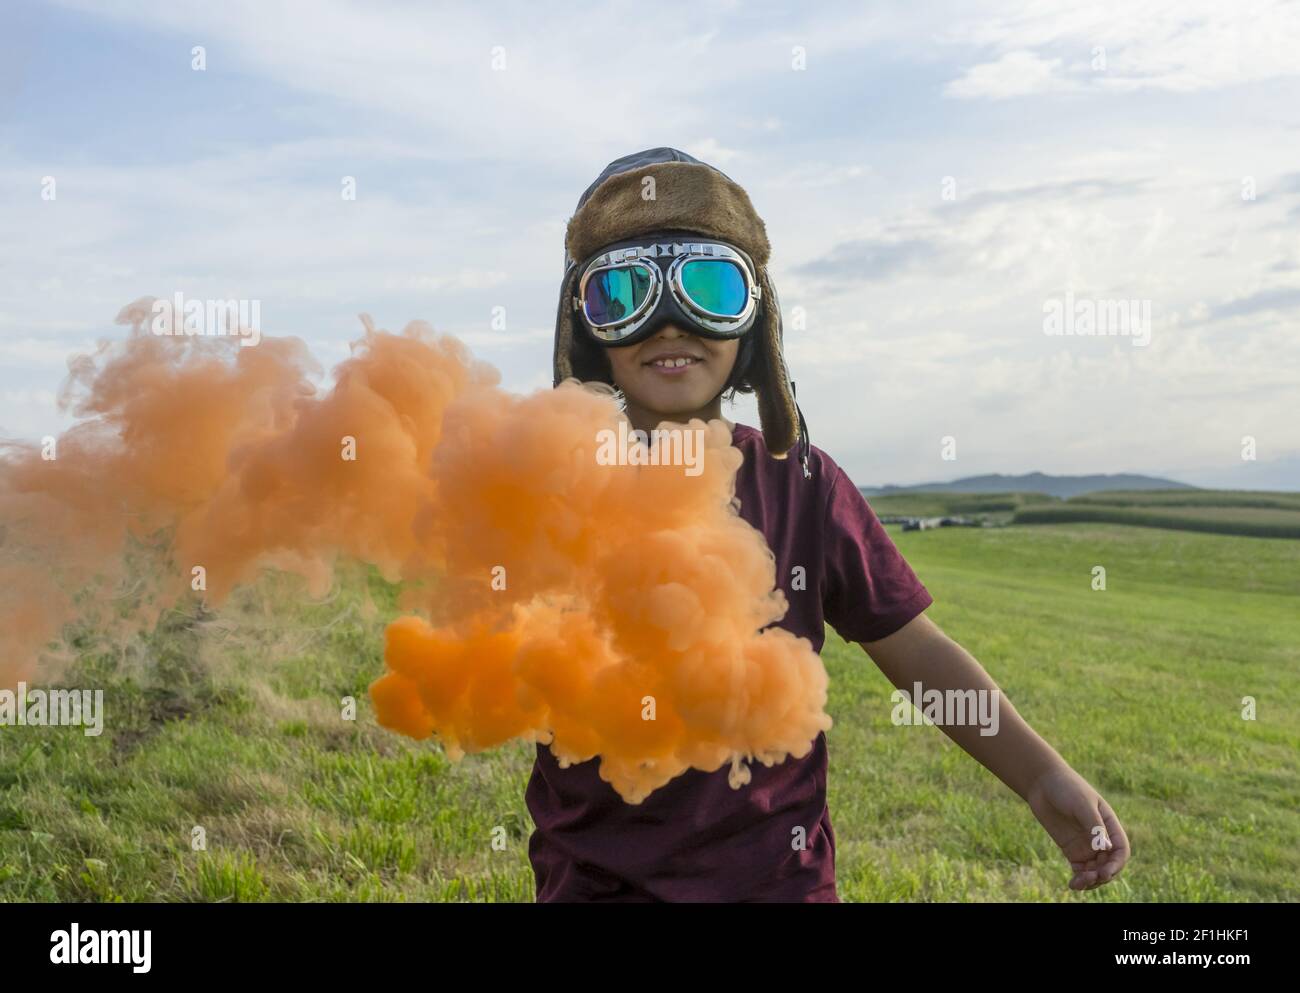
1011, 502, 1300, 538
828, 522, 1298, 901
0, 572, 535, 903
1068, 489, 1300, 510
864, 491, 1055, 519
1, 523, 1296, 902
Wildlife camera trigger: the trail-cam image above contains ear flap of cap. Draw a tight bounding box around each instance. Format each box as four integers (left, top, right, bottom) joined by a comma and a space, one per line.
553, 265, 578, 385
750, 267, 800, 458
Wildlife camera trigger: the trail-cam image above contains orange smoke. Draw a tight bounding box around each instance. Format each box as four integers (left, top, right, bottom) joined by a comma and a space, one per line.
0, 299, 831, 802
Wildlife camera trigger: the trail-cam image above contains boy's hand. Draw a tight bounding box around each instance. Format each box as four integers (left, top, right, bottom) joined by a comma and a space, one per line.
1025, 766, 1130, 891
861, 617, 1131, 892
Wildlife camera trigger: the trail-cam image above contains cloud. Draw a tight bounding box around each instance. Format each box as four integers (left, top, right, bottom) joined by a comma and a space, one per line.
944, 50, 1074, 100
759, 162, 871, 191
944, 177, 1150, 212
942, 0, 1300, 100
794, 236, 940, 283
383, 271, 509, 294
7, 1, 1299, 488
47, 0, 888, 167
791, 175, 1153, 290
1210, 286, 1300, 320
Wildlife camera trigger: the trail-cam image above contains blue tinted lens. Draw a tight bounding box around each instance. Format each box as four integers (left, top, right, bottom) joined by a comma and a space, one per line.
584, 265, 652, 325
680, 259, 746, 316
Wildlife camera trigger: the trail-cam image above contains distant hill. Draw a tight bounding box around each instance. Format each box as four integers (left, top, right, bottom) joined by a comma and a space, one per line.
860, 472, 1195, 499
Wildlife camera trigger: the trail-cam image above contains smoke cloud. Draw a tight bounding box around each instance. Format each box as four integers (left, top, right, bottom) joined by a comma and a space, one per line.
0, 300, 831, 802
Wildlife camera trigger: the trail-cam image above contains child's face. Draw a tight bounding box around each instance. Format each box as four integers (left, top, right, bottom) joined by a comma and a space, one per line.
605, 323, 739, 422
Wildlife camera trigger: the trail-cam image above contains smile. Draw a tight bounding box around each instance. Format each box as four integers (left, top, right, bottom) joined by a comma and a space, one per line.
647, 356, 702, 369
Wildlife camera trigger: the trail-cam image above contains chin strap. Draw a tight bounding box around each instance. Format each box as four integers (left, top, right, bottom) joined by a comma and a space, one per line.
792, 381, 812, 480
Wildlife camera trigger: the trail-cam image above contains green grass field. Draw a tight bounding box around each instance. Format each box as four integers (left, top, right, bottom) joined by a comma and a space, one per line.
1, 522, 1296, 902
867, 487, 1300, 539
864, 491, 1055, 519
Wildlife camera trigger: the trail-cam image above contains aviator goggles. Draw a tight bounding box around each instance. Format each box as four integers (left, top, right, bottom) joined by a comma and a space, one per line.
573, 239, 762, 346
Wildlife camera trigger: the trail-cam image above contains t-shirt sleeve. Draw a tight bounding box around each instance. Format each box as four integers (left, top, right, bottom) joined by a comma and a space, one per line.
821, 464, 932, 643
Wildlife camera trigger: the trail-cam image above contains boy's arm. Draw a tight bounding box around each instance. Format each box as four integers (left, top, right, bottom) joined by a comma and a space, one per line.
861, 612, 1130, 891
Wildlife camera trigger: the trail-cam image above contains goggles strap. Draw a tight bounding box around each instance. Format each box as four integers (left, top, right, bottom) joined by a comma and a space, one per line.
791, 381, 812, 480
594, 241, 739, 265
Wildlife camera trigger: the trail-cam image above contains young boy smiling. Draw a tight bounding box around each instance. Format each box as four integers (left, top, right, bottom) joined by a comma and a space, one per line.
527, 147, 1130, 902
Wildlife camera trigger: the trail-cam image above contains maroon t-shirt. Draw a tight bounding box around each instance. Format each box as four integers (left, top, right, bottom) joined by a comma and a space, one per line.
525, 422, 933, 901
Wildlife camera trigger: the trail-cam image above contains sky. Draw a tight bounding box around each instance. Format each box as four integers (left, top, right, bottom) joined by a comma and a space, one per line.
1, 0, 1298, 489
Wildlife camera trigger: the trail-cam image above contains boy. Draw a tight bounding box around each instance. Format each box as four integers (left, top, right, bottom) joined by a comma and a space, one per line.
527, 147, 1130, 902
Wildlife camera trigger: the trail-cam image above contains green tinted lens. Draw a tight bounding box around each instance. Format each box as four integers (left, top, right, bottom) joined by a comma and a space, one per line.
680, 259, 747, 316
585, 264, 652, 325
